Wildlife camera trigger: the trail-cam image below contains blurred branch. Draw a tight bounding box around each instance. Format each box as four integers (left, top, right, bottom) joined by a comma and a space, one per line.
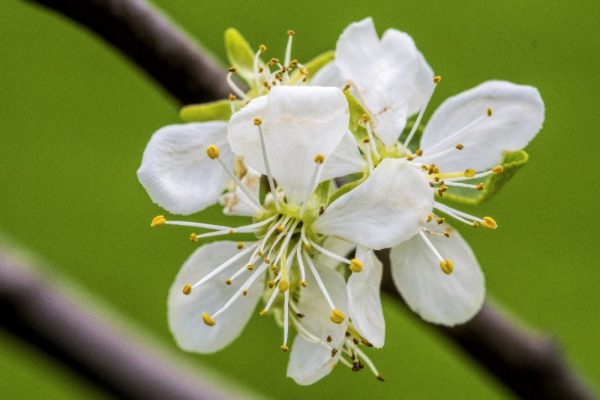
377, 249, 594, 400
25, 0, 230, 104
24, 0, 595, 399
0, 251, 233, 400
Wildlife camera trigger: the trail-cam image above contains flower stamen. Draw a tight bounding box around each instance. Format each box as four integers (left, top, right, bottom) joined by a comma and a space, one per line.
403, 75, 442, 148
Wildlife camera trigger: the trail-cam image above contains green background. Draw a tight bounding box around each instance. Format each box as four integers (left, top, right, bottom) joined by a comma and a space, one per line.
1, 0, 599, 398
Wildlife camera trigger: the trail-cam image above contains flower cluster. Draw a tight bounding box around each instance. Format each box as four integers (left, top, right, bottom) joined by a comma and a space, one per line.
137, 18, 544, 384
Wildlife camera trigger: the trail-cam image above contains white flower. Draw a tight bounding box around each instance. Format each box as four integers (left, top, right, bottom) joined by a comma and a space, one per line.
316, 17, 545, 325
150, 85, 431, 383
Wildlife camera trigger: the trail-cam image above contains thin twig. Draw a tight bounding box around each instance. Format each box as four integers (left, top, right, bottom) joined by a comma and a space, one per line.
23, 0, 596, 398
25, 0, 230, 104
0, 253, 232, 400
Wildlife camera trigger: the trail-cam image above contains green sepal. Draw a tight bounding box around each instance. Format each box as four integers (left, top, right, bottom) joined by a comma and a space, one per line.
180, 99, 241, 122
224, 28, 257, 88
328, 174, 366, 204
344, 91, 368, 139
442, 150, 529, 206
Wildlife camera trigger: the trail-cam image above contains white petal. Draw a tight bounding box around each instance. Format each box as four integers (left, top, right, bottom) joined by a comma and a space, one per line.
407, 52, 435, 116
316, 237, 356, 269
314, 158, 433, 250
296, 259, 348, 345
390, 225, 485, 326
287, 334, 341, 385
310, 61, 344, 88
320, 130, 366, 181
348, 247, 385, 348
137, 122, 233, 215
420, 81, 545, 172
220, 164, 261, 217
168, 241, 264, 353
335, 18, 419, 146
228, 86, 349, 204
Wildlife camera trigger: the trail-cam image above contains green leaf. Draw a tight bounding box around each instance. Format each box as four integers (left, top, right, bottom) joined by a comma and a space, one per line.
180, 99, 240, 122
224, 28, 257, 88
441, 150, 529, 206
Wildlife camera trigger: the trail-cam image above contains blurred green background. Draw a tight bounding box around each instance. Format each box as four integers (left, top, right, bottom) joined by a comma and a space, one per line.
1, 0, 599, 398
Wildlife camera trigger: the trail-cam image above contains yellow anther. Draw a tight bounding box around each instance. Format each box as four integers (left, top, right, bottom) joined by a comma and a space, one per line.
349, 258, 364, 273
228, 93, 237, 101
296, 312, 305, 318
202, 312, 216, 326
278, 279, 289, 292
236, 242, 244, 250
259, 309, 268, 316
361, 113, 371, 123
189, 233, 198, 242
436, 217, 445, 225
259, 44, 267, 53
377, 375, 385, 382
482, 216, 498, 230
475, 183, 485, 191
267, 280, 275, 288
433, 75, 442, 84
464, 168, 476, 178
227, 66, 236, 73
439, 259, 454, 275
275, 225, 285, 234
264, 257, 271, 265
330, 308, 346, 324
443, 230, 451, 238
150, 215, 166, 227
362, 137, 371, 144
206, 144, 220, 159
314, 153, 326, 164
303, 243, 312, 252
246, 264, 254, 271
326, 335, 332, 342
182, 284, 192, 295
455, 143, 464, 150
225, 279, 232, 286
299, 67, 308, 76
253, 117, 262, 126
342, 83, 351, 91
242, 290, 248, 296
300, 280, 307, 288
492, 165, 504, 175
486, 107, 493, 117
415, 149, 423, 157
287, 29, 296, 36
280, 344, 289, 352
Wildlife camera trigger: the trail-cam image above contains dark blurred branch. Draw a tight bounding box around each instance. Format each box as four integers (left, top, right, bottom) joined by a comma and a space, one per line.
0, 253, 231, 400
25, 0, 230, 104
377, 249, 593, 400
23, 0, 595, 399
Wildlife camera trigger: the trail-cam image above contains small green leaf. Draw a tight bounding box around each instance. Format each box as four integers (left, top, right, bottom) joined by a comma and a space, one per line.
442, 150, 529, 206
224, 28, 257, 87
180, 99, 240, 122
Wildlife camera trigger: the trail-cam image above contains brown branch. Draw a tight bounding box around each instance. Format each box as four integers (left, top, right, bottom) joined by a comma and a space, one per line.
23, 0, 596, 399
0, 252, 233, 400
25, 0, 230, 104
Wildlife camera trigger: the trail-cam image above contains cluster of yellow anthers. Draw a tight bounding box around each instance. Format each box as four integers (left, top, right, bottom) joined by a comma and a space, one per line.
225, 29, 310, 106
